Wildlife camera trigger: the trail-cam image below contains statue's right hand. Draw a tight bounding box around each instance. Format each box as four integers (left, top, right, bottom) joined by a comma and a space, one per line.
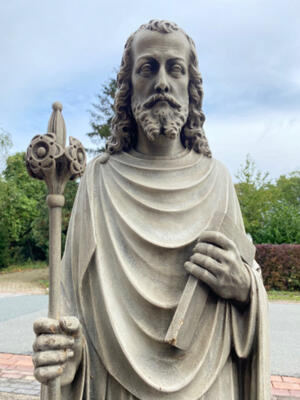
33, 316, 83, 386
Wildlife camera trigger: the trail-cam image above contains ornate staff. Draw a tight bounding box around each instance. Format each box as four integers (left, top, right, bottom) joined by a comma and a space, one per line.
26, 102, 86, 399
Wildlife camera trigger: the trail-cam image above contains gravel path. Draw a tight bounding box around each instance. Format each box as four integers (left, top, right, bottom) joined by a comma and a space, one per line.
0, 269, 48, 294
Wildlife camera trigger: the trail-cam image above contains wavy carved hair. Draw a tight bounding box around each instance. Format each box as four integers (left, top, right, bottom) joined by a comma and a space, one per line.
106, 20, 212, 157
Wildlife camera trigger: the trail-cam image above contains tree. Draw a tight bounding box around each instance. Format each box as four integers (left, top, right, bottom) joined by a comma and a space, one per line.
258, 171, 300, 244
0, 152, 78, 266
276, 171, 300, 207
0, 131, 13, 267
0, 153, 47, 263
255, 200, 300, 244
235, 155, 276, 241
0, 128, 12, 172
0, 178, 10, 267
87, 76, 117, 154
235, 155, 300, 244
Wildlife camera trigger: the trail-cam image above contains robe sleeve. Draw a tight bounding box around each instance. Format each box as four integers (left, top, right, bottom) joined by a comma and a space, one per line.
231, 265, 270, 400
227, 168, 270, 399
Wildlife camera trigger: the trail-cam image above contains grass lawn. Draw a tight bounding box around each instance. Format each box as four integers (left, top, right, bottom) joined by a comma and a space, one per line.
0, 260, 47, 274
267, 290, 300, 302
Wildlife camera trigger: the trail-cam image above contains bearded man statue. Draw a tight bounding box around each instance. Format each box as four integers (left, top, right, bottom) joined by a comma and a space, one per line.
33, 20, 270, 400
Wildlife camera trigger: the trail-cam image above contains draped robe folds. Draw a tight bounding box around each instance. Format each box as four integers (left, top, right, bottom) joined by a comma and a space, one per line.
57, 149, 270, 400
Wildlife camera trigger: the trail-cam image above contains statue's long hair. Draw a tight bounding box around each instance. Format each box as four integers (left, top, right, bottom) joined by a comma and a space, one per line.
106, 20, 212, 157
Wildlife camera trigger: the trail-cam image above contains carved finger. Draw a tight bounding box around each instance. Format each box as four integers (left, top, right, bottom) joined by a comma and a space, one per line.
184, 261, 217, 288
193, 242, 226, 263
33, 349, 74, 367
60, 316, 81, 337
33, 334, 74, 352
34, 365, 64, 384
33, 318, 60, 335
189, 253, 222, 277
198, 231, 236, 251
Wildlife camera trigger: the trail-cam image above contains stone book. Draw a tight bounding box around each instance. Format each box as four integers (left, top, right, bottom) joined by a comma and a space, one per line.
165, 211, 256, 350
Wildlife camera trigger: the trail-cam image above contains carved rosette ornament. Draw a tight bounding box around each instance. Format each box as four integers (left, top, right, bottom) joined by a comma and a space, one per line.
65, 136, 86, 176
26, 102, 86, 194
26, 133, 63, 179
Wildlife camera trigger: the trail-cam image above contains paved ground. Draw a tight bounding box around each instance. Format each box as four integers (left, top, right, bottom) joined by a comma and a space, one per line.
0, 353, 299, 399
269, 303, 300, 377
271, 375, 300, 398
0, 292, 299, 398
0, 294, 299, 377
0, 354, 39, 398
0, 394, 38, 400
0, 294, 47, 355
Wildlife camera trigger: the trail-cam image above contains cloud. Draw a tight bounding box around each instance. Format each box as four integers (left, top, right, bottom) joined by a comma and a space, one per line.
207, 109, 300, 179
1, 0, 299, 178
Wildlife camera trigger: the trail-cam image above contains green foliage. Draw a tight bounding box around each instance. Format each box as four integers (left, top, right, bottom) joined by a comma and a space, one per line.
87, 76, 117, 154
0, 152, 78, 268
0, 153, 46, 263
276, 171, 300, 207
255, 201, 300, 244
0, 219, 10, 268
235, 155, 275, 241
235, 155, 300, 244
256, 244, 300, 290
0, 128, 12, 171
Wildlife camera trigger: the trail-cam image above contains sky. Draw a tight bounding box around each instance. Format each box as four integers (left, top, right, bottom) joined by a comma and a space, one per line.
1, 0, 299, 180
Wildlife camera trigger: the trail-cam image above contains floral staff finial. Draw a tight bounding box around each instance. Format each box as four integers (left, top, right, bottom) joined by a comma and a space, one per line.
26, 102, 86, 194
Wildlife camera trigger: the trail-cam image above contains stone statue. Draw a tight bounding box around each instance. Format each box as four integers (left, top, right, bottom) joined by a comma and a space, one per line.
33, 20, 270, 399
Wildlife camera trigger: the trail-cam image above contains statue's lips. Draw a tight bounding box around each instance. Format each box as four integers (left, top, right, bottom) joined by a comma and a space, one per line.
143, 94, 181, 110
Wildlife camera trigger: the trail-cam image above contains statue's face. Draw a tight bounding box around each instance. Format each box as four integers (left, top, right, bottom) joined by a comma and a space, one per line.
130, 30, 190, 142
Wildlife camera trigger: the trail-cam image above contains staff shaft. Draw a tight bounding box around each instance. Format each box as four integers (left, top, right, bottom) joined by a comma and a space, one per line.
47, 195, 65, 400
26, 102, 86, 400
48, 204, 62, 318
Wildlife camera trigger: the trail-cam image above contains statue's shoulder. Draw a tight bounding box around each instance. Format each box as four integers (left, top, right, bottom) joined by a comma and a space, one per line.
83, 152, 111, 175
90, 151, 110, 167
210, 157, 232, 180
82, 151, 128, 185
97, 152, 111, 164
76, 152, 113, 201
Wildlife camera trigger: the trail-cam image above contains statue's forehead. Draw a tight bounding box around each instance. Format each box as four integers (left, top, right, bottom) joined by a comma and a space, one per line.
131, 30, 190, 62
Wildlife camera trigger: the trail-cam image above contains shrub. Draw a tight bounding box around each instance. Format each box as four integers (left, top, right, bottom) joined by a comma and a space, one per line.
256, 244, 300, 290
0, 221, 10, 268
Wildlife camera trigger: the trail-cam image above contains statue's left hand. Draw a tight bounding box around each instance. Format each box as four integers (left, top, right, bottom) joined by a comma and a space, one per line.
184, 231, 251, 304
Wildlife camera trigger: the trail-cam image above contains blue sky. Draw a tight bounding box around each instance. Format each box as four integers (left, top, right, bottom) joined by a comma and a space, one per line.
1, 0, 299, 179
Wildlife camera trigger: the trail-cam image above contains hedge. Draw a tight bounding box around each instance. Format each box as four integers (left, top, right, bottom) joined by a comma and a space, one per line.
255, 244, 300, 290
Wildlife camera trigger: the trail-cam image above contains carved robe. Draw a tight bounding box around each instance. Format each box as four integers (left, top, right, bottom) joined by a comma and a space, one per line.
57, 149, 269, 399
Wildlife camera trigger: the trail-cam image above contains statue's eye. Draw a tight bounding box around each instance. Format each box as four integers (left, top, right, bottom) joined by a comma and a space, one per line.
139, 63, 153, 76
170, 64, 184, 75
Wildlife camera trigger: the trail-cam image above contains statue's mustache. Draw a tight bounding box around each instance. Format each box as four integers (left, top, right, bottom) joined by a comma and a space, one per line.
143, 94, 181, 110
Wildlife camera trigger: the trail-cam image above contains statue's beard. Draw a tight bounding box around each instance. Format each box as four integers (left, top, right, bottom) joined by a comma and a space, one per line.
131, 94, 189, 142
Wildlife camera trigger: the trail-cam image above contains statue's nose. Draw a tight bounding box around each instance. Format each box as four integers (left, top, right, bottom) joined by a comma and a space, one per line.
154, 69, 169, 93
